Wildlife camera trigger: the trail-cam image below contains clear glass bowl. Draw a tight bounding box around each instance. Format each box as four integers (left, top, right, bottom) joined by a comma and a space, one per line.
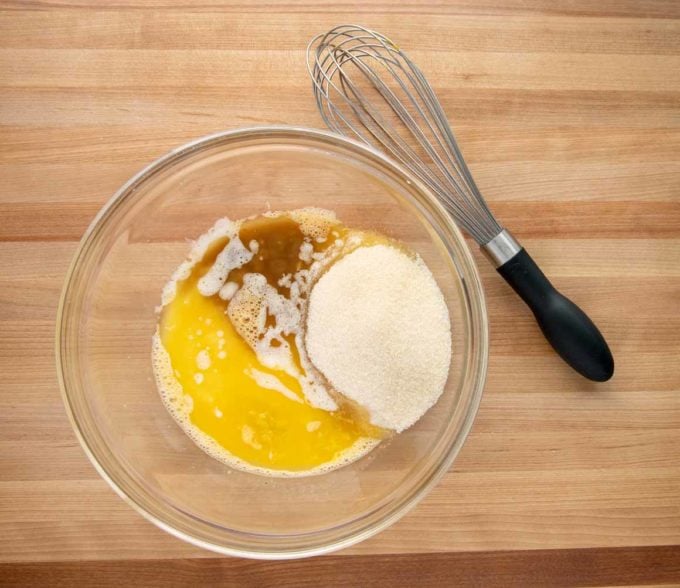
57, 127, 488, 559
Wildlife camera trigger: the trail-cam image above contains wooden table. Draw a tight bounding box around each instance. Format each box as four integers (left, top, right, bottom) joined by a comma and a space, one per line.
1, 1, 679, 586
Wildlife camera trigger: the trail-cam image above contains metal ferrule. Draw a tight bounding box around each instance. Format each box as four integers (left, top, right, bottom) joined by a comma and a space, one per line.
481, 229, 522, 268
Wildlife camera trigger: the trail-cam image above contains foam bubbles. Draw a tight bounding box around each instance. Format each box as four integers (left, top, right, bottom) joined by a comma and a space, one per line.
198, 236, 253, 297
196, 350, 211, 371
289, 207, 338, 240
306, 421, 321, 432
299, 241, 314, 263
218, 282, 237, 302
241, 424, 262, 450
161, 218, 238, 305
245, 367, 302, 403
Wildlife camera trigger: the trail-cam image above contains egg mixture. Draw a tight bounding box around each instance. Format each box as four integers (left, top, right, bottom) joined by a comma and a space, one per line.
153, 209, 384, 476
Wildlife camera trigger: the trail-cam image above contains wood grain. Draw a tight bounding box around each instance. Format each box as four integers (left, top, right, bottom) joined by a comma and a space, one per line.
1, 0, 679, 585
2, 546, 680, 587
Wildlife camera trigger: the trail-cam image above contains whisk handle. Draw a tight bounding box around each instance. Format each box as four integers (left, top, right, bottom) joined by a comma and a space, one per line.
497, 247, 614, 382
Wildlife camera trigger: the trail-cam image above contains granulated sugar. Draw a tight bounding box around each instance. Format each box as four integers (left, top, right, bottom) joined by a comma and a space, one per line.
305, 244, 451, 433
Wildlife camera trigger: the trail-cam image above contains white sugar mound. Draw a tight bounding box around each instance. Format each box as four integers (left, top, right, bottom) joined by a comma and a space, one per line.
305, 245, 451, 433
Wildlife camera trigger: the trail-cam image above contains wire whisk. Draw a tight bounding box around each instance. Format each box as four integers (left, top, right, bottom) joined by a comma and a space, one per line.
308, 24, 501, 245
307, 24, 614, 382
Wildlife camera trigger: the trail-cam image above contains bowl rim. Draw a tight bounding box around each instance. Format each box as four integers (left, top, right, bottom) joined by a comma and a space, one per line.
56, 125, 488, 559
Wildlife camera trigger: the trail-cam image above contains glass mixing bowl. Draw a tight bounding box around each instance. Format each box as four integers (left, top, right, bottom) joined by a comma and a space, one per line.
57, 126, 488, 559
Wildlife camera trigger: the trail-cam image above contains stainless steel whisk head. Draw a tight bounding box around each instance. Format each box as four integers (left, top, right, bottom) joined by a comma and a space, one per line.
306, 24, 615, 382
307, 24, 503, 245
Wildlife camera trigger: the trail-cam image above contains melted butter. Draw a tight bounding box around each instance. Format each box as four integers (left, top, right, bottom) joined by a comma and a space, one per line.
157, 211, 384, 474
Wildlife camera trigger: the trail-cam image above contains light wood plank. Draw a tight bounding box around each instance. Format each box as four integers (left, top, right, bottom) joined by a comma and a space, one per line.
2, 12, 680, 55
2, 49, 680, 92
0, 0, 679, 18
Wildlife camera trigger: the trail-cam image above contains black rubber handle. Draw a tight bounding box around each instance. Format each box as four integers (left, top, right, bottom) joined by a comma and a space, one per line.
497, 248, 614, 382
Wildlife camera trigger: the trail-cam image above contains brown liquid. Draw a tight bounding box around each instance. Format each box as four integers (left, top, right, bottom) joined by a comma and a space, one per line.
235, 215, 307, 287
